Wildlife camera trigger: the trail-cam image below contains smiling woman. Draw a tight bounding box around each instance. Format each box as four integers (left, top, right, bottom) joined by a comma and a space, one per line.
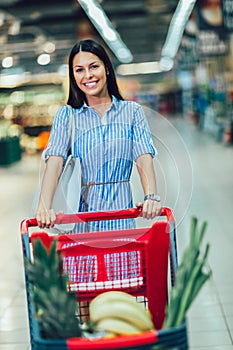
35, 39, 162, 233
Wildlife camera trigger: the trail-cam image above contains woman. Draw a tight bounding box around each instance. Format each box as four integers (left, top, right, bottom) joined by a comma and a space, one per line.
36, 39, 162, 231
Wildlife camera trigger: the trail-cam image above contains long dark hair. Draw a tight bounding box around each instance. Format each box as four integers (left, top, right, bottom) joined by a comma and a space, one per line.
67, 39, 124, 108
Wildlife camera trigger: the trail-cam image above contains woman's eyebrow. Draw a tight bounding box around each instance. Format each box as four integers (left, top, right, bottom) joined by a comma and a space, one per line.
73, 60, 100, 68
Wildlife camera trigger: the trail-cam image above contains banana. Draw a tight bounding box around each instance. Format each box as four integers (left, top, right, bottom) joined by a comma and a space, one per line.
104, 331, 117, 338
90, 291, 135, 308
89, 293, 154, 331
96, 317, 142, 335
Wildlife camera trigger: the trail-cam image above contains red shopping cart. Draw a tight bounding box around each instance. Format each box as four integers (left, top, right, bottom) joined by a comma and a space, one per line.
20, 207, 188, 350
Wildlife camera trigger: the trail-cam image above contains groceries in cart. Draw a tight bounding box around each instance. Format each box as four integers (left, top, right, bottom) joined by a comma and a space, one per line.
21, 208, 211, 349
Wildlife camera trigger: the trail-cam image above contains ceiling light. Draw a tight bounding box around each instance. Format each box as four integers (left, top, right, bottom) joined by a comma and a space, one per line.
43, 41, 56, 54
0, 12, 5, 26
37, 53, 50, 66
160, 0, 197, 71
2, 56, 13, 68
102, 27, 117, 41
78, 0, 133, 63
8, 20, 21, 35
117, 61, 162, 76
159, 57, 174, 71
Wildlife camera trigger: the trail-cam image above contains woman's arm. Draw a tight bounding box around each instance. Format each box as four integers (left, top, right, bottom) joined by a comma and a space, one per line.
136, 153, 162, 219
36, 156, 64, 228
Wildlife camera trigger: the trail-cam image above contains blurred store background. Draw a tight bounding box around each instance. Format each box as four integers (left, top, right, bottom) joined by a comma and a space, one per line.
1, 1, 233, 349
0, 0, 233, 163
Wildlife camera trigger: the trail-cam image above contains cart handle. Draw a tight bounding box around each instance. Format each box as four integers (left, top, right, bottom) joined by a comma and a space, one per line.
20, 207, 174, 234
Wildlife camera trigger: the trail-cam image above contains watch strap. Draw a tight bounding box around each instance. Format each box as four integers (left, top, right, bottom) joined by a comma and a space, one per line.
144, 193, 161, 202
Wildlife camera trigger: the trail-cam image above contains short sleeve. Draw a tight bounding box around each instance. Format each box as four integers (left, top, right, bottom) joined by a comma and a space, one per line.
43, 105, 70, 161
132, 104, 157, 161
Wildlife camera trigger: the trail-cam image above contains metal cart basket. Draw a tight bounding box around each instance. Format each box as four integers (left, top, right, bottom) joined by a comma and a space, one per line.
20, 207, 188, 349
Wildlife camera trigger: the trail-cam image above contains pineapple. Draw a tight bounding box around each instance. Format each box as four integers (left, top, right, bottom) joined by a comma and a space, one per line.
25, 238, 82, 339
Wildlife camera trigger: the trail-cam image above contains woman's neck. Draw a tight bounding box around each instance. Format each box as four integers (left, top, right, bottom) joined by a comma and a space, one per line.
87, 95, 112, 117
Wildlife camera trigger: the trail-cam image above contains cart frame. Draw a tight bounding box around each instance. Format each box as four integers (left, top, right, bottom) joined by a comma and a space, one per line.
20, 207, 188, 350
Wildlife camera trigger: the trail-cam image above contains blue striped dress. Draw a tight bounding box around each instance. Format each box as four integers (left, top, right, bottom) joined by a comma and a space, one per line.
44, 96, 157, 281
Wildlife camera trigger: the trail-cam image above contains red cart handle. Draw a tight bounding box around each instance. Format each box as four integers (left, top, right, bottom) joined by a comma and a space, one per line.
20, 207, 174, 234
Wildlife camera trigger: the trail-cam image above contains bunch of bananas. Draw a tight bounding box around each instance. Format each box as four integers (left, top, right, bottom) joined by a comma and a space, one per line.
89, 291, 155, 337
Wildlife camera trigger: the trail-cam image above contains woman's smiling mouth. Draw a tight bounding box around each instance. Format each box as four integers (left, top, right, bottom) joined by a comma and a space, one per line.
83, 81, 98, 88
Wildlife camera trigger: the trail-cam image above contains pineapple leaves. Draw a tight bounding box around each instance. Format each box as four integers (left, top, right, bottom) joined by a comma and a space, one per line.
25, 238, 82, 339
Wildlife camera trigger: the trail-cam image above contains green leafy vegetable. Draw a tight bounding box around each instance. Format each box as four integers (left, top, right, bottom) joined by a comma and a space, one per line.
163, 216, 212, 329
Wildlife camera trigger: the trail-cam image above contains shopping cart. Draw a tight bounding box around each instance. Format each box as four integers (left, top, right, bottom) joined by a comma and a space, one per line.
20, 207, 188, 349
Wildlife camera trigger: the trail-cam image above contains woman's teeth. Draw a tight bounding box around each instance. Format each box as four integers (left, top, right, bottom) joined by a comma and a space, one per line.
84, 82, 97, 87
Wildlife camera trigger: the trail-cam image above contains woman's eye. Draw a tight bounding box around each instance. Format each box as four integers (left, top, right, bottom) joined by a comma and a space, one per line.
90, 65, 98, 70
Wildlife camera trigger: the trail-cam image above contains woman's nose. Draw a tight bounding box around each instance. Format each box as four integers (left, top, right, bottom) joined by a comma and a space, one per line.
84, 68, 93, 78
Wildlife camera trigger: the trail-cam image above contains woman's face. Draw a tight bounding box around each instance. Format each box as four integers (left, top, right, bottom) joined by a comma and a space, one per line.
73, 51, 108, 100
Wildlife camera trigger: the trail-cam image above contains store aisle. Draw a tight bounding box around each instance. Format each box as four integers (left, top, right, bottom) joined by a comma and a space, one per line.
163, 118, 233, 350
0, 117, 233, 350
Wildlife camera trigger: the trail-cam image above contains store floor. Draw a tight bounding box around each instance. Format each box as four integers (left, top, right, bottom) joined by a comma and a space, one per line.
0, 116, 233, 350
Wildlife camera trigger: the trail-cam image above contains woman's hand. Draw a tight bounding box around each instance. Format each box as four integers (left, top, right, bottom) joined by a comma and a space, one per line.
35, 156, 63, 228
36, 207, 56, 228
136, 199, 162, 220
